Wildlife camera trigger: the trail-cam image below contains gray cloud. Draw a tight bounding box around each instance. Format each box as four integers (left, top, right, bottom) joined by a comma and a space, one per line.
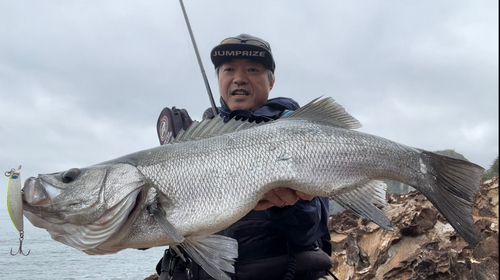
1, 0, 498, 209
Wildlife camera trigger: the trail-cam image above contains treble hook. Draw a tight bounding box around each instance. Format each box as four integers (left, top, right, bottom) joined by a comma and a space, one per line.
11, 230, 30, 256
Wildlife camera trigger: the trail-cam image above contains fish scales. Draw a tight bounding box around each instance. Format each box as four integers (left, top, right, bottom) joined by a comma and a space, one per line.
139, 125, 301, 236
136, 118, 426, 236
21, 97, 483, 280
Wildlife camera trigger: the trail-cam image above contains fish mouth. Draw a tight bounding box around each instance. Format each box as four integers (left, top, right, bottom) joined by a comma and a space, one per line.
23, 177, 60, 206
22, 178, 144, 253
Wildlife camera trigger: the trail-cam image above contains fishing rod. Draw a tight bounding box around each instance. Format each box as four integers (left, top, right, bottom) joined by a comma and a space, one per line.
178, 0, 219, 116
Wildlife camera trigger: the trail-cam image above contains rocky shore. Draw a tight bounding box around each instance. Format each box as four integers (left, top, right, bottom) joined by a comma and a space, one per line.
328, 176, 498, 279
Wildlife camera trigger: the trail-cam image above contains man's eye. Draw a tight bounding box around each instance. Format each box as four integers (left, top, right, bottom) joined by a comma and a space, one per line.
223, 68, 233, 72
248, 68, 259, 72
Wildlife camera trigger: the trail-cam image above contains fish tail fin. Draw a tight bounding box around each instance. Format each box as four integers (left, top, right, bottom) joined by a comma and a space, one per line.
418, 151, 484, 247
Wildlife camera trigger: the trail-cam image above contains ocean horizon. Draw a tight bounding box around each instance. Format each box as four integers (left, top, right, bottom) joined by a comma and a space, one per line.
0, 211, 166, 280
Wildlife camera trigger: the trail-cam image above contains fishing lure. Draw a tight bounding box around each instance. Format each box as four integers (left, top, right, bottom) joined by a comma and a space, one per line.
5, 165, 30, 256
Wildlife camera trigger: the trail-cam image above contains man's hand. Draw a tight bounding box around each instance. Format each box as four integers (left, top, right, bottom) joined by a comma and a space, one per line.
253, 187, 315, 211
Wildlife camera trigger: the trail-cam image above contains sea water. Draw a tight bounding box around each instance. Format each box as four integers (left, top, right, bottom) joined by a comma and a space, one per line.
0, 211, 166, 280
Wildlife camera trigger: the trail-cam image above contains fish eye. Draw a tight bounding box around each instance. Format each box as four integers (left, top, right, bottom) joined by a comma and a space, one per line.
62, 168, 81, 183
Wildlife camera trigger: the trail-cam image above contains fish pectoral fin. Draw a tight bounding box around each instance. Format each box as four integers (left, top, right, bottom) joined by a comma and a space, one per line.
179, 235, 238, 280
147, 202, 185, 243
331, 180, 393, 230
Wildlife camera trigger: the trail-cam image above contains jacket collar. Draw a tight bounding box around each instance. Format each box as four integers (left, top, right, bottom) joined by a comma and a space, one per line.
219, 97, 299, 123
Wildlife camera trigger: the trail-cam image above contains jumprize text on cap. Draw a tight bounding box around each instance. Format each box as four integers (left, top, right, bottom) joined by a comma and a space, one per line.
213, 50, 266, 57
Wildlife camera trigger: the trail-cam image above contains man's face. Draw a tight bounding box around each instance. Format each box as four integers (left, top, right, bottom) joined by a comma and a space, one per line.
218, 59, 275, 112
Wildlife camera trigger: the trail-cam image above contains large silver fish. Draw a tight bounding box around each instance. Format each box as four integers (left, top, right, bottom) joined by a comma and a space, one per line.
22, 97, 483, 280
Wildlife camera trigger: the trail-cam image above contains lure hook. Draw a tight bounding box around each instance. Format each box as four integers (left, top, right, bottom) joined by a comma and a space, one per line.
10, 230, 30, 256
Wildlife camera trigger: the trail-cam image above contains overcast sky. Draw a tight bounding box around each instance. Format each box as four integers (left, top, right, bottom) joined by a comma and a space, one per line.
0, 0, 498, 210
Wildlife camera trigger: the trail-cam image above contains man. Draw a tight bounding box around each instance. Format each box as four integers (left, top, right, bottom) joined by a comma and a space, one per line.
156, 34, 333, 280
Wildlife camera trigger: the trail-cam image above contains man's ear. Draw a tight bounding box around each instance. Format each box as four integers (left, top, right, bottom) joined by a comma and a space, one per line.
269, 76, 275, 90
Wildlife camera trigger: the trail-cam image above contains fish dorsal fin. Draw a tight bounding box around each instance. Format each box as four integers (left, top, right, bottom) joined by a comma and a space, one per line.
167, 97, 361, 144
284, 97, 362, 129
168, 116, 261, 144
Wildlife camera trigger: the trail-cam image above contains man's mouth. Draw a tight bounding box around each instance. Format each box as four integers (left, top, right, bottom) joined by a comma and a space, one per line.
231, 90, 249, 96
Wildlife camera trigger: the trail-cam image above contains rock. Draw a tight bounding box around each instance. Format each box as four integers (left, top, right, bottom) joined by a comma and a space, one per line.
144, 274, 159, 280
328, 176, 499, 280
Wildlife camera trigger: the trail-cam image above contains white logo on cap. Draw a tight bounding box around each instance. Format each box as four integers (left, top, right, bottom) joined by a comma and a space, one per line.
213, 50, 265, 57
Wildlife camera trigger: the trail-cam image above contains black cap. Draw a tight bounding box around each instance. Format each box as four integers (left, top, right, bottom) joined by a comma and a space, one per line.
210, 34, 275, 73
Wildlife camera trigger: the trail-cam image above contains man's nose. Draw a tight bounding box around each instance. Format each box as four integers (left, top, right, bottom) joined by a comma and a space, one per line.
233, 69, 248, 85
